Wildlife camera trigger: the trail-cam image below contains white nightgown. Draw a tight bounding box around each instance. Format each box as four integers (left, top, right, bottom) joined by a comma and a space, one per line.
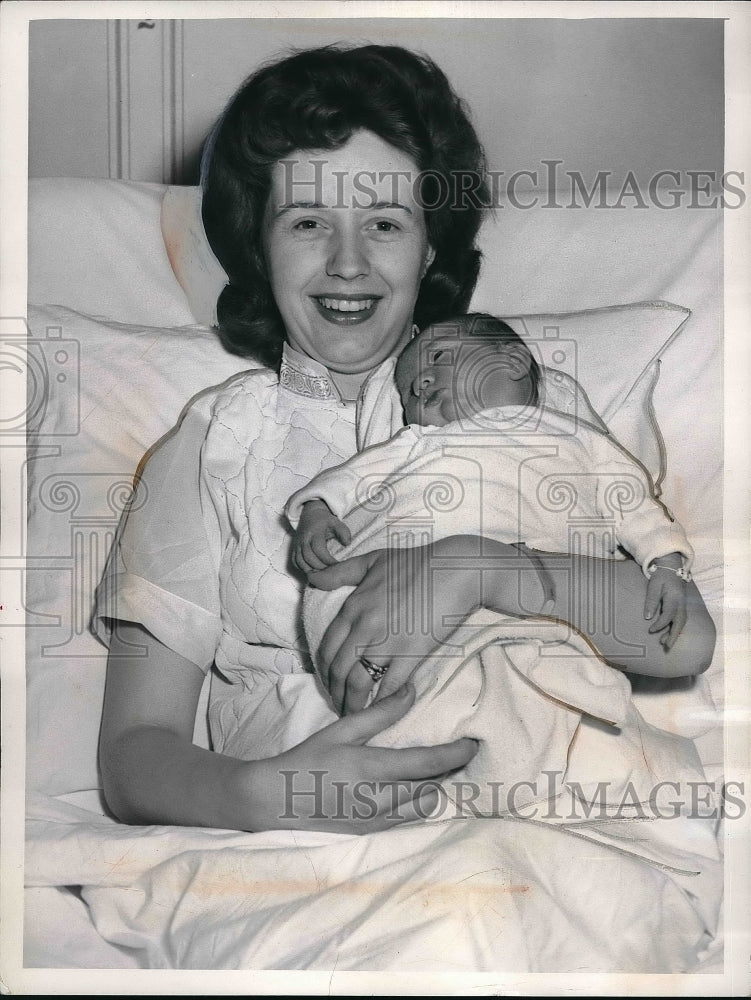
94, 343, 366, 759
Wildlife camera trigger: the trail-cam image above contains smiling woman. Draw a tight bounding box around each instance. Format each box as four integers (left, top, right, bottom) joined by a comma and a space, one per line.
98, 43, 490, 836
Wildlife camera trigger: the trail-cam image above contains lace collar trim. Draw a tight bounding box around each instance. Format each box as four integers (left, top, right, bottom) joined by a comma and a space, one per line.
279, 343, 342, 402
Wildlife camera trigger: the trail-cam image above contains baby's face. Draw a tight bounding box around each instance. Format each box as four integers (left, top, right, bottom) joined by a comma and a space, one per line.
396, 330, 531, 426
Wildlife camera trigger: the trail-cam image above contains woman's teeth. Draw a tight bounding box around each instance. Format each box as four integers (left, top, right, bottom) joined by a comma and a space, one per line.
318, 298, 375, 312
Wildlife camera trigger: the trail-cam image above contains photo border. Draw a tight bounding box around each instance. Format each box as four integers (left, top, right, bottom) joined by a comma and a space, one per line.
1, 1, 749, 995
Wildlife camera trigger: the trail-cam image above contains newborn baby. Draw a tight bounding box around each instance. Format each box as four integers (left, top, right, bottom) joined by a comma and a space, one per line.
288, 312, 692, 659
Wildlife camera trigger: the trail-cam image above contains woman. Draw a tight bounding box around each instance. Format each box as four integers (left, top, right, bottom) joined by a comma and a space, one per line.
98, 44, 715, 836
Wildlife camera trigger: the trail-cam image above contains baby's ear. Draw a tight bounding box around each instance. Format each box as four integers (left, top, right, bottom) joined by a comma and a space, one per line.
500, 343, 533, 381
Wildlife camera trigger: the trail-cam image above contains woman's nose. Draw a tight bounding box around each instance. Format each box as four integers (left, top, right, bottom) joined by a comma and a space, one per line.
326, 230, 369, 280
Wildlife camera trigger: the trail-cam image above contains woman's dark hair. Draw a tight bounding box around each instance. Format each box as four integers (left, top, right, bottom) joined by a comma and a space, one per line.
202, 44, 489, 367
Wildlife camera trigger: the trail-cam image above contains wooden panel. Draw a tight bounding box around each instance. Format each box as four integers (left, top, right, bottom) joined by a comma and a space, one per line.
31, 18, 186, 183
107, 19, 184, 183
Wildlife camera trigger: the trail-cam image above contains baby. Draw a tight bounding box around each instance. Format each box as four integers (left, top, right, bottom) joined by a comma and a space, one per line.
286, 313, 693, 667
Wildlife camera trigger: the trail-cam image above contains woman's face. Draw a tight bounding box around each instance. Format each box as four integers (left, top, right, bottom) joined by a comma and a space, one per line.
263, 130, 434, 374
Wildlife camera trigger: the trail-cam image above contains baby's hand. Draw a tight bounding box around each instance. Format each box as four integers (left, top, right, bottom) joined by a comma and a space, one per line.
644, 557, 688, 651
293, 499, 352, 575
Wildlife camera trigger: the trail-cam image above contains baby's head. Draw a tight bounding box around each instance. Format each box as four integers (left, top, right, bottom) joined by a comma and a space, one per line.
395, 313, 541, 427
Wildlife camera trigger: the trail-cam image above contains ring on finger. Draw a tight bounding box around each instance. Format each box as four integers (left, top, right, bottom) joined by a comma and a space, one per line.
359, 656, 390, 683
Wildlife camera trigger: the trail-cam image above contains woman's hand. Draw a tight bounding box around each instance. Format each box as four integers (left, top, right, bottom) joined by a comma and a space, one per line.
102, 623, 476, 833
243, 683, 478, 833
308, 535, 530, 715
292, 499, 351, 574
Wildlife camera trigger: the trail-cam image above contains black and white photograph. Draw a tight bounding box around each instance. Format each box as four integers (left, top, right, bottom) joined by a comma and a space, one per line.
1, 1, 749, 993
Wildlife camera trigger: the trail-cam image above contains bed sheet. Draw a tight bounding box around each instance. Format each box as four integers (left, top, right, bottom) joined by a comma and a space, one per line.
25, 788, 721, 973
23, 180, 725, 972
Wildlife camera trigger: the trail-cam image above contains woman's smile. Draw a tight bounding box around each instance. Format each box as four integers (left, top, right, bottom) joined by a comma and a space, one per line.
312, 294, 380, 324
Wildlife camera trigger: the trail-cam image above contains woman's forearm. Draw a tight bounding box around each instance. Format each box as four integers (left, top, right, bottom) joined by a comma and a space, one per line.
100, 622, 479, 833
101, 689, 481, 835
311, 536, 714, 712
100, 622, 262, 831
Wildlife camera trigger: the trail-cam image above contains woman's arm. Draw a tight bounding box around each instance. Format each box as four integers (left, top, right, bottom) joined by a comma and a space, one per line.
310, 535, 716, 714
100, 622, 252, 829
100, 621, 478, 832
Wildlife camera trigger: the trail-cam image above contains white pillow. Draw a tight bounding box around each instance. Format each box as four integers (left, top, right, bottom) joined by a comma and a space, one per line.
503, 303, 691, 492
23, 305, 249, 797
28, 178, 196, 328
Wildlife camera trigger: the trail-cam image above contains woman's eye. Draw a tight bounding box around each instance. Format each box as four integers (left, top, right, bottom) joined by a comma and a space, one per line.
370, 220, 399, 232
293, 219, 320, 231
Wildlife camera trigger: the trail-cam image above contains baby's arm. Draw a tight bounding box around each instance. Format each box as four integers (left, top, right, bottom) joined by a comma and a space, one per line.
593, 443, 693, 651
642, 550, 691, 650
292, 499, 352, 574
285, 425, 423, 575
286, 425, 422, 526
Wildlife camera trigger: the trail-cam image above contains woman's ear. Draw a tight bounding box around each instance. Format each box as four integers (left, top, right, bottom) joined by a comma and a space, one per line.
421, 246, 436, 278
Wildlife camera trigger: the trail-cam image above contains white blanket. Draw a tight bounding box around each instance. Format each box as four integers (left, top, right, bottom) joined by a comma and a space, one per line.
27, 556, 723, 971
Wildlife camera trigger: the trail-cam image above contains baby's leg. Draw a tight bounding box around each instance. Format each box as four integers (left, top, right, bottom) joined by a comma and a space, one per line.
531, 552, 716, 678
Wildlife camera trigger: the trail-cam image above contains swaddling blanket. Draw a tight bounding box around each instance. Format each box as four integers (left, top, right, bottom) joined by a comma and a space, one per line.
297, 405, 698, 819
